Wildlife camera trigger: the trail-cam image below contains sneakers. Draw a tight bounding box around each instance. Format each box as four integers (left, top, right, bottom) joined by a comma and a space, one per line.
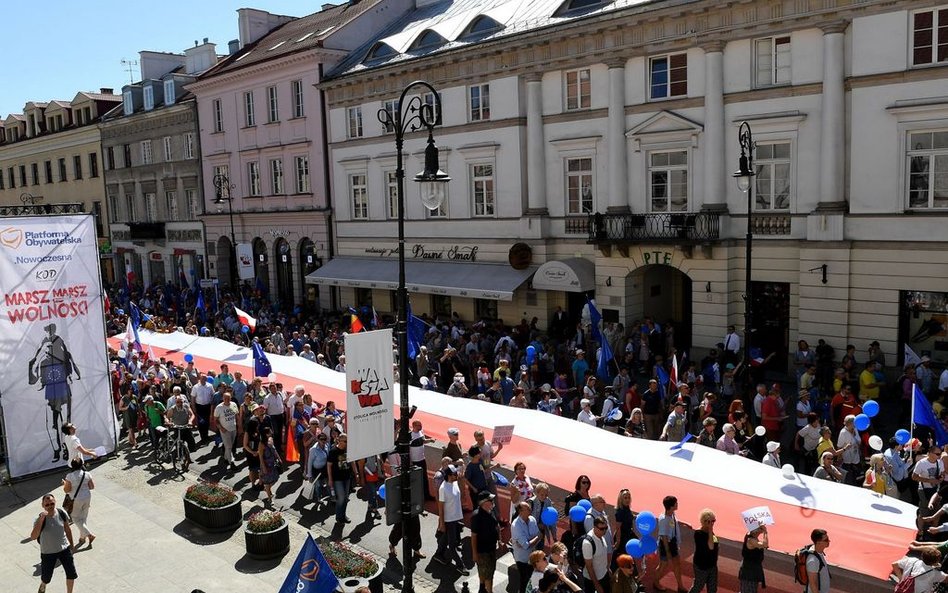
38, 583, 46, 593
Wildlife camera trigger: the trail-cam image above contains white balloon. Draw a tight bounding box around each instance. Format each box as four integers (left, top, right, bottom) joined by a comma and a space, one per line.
781, 463, 796, 479
610, 409, 623, 421
754, 425, 766, 437
869, 435, 884, 451
117, 349, 127, 358
420, 376, 430, 387
267, 373, 277, 382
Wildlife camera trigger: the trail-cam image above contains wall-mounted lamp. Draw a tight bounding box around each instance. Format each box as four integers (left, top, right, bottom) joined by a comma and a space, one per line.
705, 282, 711, 293
605, 276, 612, 287
808, 264, 828, 284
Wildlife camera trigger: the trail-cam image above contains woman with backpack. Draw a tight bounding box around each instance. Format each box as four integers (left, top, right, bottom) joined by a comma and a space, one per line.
891, 547, 948, 593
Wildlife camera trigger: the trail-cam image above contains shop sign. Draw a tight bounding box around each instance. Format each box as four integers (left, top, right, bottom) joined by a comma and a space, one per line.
641, 250, 674, 267
363, 244, 479, 262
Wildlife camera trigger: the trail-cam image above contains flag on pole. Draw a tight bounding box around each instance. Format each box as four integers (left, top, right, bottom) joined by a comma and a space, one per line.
252, 342, 272, 379
905, 344, 922, 368
372, 306, 382, 329
670, 353, 679, 387
587, 297, 602, 342
277, 534, 339, 593
656, 364, 669, 399
178, 263, 189, 289
234, 306, 257, 332
585, 298, 612, 381
104, 293, 111, 315
347, 307, 365, 333
124, 319, 142, 352
406, 301, 429, 360
913, 384, 948, 446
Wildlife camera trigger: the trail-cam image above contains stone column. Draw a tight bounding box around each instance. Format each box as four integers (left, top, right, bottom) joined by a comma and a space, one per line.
606, 58, 629, 212
525, 73, 548, 214
819, 21, 847, 205
702, 41, 727, 209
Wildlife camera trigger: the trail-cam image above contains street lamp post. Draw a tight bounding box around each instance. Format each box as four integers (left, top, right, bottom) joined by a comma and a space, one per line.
733, 121, 755, 380
213, 174, 238, 290
378, 81, 450, 593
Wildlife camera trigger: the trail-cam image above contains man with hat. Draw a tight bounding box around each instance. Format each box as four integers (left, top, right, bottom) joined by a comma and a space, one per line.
577, 399, 599, 427
762, 441, 782, 468
471, 491, 502, 593
537, 385, 562, 415
434, 465, 468, 574
661, 399, 688, 442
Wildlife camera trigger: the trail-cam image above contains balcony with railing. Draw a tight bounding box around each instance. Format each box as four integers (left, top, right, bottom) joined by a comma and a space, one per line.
585, 211, 721, 244
0, 202, 84, 216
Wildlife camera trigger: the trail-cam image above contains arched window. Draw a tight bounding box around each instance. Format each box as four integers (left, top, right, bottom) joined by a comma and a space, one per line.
363, 42, 397, 64
410, 29, 446, 51
462, 16, 502, 39
556, 0, 611, 15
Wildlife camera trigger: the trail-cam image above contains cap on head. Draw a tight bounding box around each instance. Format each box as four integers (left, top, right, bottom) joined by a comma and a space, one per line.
766, 441, 780, 453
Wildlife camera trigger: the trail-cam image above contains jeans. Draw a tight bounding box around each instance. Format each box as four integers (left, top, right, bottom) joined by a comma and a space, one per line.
436, 520, 462, 565
689, 566, 718, 593
333, 478, 351, 521
364, 479, 380, 511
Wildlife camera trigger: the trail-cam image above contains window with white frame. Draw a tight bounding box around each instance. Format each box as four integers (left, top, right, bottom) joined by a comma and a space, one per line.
108, 194, 118, 222
754, 142, 792, 210
270, 159, 284, 194
382, 100, 398, 133
427, 194, 448, 218
347, 106, 363, 138
248, 161, 261, 196
141, 140, 153, 165
913, 8, 948, 66
212, 99, 223, 132
755, 36, 791, 87
143, 86, 154, 110
649, 53, 688, 99
385, 170, 398, 219
244, 91, 256, 126
165, 190, 179, 221
125, 195, 136, 221
469, 84, 490, 121
213, 165, 229, 189
648, 150, 688, 212
294, 156, 310, 193
122, 90, 133, 115
186, 189, 199, 219
267, 86, 279, 122
350, 174, 368, 219
164, 79, 176, 105
471, 163, 495, 216
565, 69, 591, 110
163, 136, 173, 161
291, 80, 304, 118
144, 193, 157, 222
907, 130, 948, 208
566, 157, 594, 214
185, 132, 194, 159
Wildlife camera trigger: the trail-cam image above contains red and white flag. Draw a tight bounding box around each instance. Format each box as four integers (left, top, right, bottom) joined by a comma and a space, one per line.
234, 306, 256, 332
670, 353, 679, 386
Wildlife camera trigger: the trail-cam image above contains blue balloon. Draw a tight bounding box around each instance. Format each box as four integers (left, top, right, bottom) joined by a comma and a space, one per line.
541, 507, 559, 527
184, 354, 194, 363
569, 505, 587, 523
863, 399, 880, 418
896, 429, 911, 445
640, 535, 658, 555
625, 539, 643, 558
635, 511, 657, 535
378, 484, 386, 500
116, 308, 124, 315
201, 326, 209, 335
854, 413, 870, 432
578, 499, 592, 511
242, 324, 250, 333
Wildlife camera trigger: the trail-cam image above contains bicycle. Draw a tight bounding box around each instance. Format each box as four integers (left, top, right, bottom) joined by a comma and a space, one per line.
155, 424, 192, 472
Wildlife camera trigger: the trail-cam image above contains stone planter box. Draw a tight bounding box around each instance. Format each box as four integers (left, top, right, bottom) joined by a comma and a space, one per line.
244, 522, 290, 560
337, 563, 383, 593
182, 495, 242, 532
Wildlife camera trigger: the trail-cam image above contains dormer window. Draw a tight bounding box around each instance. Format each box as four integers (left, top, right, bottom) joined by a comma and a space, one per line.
556, 0, 611, 15
123, 91, 134, 116
164, 80, 176, 106
462, 16, 502, 39
364, 42, 397, 64
410, 30, 446, 51
143, 86, 154, 111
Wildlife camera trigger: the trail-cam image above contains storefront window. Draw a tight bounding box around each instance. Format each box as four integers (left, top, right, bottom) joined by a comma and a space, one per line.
474, 298, 497, 321
431, 294, 451, 319
901, 290, 948, 366
355, 287, 373, 307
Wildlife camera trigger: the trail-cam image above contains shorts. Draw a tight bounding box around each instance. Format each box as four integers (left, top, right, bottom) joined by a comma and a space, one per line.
41, 548, 77, 583
476, 553, 497, 581
659, 537, 679, 561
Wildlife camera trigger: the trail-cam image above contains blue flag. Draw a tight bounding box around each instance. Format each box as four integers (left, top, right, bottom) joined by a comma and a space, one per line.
914, 385, 948, 447
586, 297, 602, 342
596, 332, 613, 381
655, 364, 669, 399
128, 303, 143, 346
253, 342, 272, 379
278, 534, 339, 593
406, 301, 428, 360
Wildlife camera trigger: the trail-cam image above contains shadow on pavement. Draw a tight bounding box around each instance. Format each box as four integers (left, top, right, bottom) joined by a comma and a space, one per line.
234, 553, 284, 574
172, 519, 237, 545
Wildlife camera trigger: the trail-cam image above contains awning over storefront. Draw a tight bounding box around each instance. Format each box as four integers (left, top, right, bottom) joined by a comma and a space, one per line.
531, 258, 595, 292
305, 257, 536, 301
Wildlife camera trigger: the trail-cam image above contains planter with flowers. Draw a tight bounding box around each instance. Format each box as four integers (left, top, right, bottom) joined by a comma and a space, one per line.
321, 540, 383, 593
244, 509, 290, 559
183, 482, 241, 532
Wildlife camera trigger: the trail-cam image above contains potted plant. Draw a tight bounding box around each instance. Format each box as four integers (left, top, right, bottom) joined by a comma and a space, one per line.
321, 540, 383, 593
244, 509, 290, 559
183, 482, 241, 532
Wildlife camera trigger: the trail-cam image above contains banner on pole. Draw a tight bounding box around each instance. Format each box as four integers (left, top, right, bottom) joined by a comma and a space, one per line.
236, 243, 254, 280
344, 328, 395, 460
0, 215, 115, 478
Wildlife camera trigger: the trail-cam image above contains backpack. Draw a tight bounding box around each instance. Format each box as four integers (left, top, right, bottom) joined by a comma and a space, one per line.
571, 532, 597, 568
793, 545, 825, 590
895, 567, 935, 593
603, 396, 622, 425
37, 509, 69, 545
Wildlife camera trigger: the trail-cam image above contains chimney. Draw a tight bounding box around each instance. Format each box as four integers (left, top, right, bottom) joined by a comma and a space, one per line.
184, 40, 218, 75
100, 88, 114, 95
203, 37, 209, 44
237, 8, 296, 49
228, 39, 240, 54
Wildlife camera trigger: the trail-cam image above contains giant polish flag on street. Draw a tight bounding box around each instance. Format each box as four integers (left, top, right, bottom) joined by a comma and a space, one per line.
0, 215, 115, 478
344, 328, 394, 460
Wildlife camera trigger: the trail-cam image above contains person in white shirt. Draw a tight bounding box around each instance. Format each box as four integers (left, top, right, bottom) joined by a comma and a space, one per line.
891, 548, 948, 593
940, 368, 948, 398
914, 445, 945, 512
805, 529, 831, 593
796, 390, 812, 428
577, 399, 599, 426
435, 466, 466, 572
190, 374, 215, 443
723, 325, 741, 364
213, 389, 239, 469
752, 384, 767, 424
762, 441, 781, 468
583, 516, 611, 593
836, 415, 861, 486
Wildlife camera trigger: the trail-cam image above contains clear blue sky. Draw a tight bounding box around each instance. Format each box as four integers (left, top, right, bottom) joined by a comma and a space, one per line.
0, 1, 332, 117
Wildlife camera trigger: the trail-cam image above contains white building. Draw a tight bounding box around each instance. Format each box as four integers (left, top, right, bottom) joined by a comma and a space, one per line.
315, 0, 948, 371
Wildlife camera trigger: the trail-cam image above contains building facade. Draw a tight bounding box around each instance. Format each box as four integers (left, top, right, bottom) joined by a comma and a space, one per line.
0, 90, 121, 281
316, 0, 948, 369
101, 46, 215, 289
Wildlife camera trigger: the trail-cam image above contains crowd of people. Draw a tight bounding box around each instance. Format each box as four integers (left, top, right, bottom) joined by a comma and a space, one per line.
87, 280, 948, 593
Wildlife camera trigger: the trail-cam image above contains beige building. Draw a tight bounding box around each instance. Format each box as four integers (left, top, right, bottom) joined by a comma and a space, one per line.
0, 90, 122, 281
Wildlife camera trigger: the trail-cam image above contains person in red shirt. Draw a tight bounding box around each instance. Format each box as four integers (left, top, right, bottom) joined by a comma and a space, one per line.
831, 384, 862, 434
760, 391, 787, 441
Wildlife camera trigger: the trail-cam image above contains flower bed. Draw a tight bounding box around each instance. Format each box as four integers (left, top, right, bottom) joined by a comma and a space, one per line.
183, 483, 241, 532
322, 540, 383, 592
245, 510, 289, 559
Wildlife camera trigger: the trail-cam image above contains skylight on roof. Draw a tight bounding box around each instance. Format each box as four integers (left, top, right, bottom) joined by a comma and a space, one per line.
462, 16, 503, 39
297, 31, 315, 43
269, 40, 287, 51
364, 42, 397, 64
556, 0, 613, 15
410, 29, 446, 51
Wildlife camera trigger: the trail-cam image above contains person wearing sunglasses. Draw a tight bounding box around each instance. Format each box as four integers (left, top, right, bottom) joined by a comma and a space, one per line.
688, 510, 719, 593
31, 493, 77, 593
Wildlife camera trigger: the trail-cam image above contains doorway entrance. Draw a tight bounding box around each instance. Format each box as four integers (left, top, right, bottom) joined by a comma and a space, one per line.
751, 281, 790, 373
625, 265, 693, 354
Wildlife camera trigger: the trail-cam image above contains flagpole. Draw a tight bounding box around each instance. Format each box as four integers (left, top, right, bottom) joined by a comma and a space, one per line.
911, 382, 917, 442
